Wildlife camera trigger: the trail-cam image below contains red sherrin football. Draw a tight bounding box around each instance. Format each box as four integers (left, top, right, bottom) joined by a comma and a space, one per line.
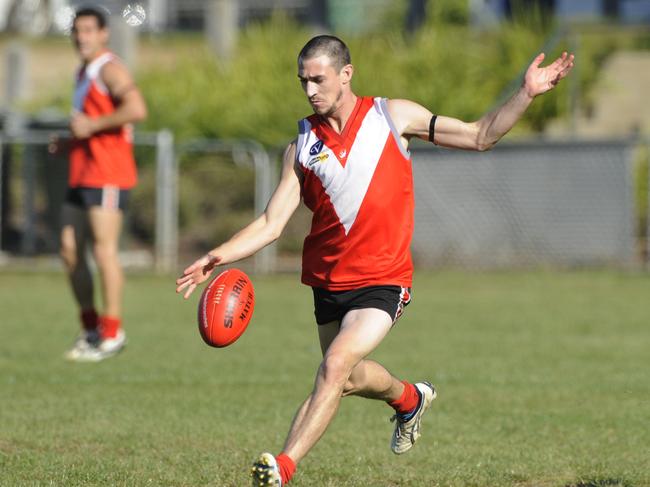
197, 268, 255, 348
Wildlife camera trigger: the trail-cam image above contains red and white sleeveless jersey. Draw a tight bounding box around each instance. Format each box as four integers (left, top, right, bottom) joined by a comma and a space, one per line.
296, 96, 414, 291
69, 50, 137, 189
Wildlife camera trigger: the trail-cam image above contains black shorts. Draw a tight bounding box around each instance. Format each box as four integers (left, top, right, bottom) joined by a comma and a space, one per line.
65, 186, 130, 211
312, 285, 412, 325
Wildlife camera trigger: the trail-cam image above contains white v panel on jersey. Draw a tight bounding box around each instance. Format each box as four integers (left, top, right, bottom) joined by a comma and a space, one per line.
298, 102, 390, 234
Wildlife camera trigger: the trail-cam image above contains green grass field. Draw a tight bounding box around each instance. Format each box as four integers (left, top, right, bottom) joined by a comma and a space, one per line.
1, 270, 648, 487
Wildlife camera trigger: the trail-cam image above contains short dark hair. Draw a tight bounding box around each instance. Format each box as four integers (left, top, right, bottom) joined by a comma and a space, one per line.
74, 6, 108, 29
298, 35, 351, 72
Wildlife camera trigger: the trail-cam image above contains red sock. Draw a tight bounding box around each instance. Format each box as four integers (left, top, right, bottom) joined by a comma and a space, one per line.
80, 309, 98, 332
275, 453, 296, 485
388, 381, 420, 415
99, 316, 121, 339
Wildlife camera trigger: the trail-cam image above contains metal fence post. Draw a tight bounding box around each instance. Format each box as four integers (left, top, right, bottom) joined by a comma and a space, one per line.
21, 145, 36, 255
568, 27, 580, 136
109, 12, 137, 70
155, 129, 177, 273
647, 138, 650, 270
180, 139, 277, 274
206, 0, 238, 61
5, 41, 28, 106
250, 141, 275, 274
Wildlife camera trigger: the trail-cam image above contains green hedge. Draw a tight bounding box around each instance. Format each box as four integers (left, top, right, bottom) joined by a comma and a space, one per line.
138, 12, 567, 145
127, 11, 650, 258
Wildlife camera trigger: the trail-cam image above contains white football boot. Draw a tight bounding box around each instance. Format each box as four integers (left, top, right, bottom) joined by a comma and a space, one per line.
75, 329, 127, 362
64, 329, 101, 361
251, 452, 283, 487
390, 381, 437, 455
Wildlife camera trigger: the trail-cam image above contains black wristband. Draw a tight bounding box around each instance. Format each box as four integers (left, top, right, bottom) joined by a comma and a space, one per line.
428, 115, 438, 144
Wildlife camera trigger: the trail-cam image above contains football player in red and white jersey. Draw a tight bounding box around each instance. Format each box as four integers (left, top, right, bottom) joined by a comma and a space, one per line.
176, 36, 573, 486
61, 7, 147, 362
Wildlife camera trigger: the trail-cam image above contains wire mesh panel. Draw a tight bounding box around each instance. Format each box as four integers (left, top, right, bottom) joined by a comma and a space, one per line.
0, 139, 67, 256
175, 139, 276, 274
411, 140, 637, 268
0, 129, 278, 273
175, 149, 255, 266
0, 131, 160, 269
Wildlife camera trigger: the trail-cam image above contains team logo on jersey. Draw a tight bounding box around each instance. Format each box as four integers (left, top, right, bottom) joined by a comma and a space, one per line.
309, 140, 324, 156
308, 152, 329, 166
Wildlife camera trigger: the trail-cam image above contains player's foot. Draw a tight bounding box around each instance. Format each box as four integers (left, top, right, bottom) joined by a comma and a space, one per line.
74, 329, 127, 362
251, 452, 283, 487
390, 381, 436, 455
64, 329, 101, 361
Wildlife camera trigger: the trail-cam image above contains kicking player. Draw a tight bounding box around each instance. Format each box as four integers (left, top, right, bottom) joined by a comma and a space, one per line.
61, 6, 147, 362
176, 35, 573, 485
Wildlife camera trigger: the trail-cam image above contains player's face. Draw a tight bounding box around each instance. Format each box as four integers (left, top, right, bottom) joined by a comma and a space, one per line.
298, 55, 349, 117
72, 16, 108, 62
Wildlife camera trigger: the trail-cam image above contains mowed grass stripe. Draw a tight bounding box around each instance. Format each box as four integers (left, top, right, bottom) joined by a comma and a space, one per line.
0, 270, 648, 486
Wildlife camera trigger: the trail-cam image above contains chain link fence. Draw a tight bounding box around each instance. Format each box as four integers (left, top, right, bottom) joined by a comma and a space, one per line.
0, 129, 275, 274
0, 129, 167, 268
0, 131, 647, 273
411, 139, 643, 269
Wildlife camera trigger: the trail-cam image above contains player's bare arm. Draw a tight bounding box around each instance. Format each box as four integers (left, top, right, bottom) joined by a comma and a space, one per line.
70, 61, 147, 139
388, 51, 574, 151
176, 142, 302, 298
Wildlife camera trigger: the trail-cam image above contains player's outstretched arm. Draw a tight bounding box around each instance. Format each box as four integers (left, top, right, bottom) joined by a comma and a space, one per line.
175, 142, 302, 299
389, 51, 574, 151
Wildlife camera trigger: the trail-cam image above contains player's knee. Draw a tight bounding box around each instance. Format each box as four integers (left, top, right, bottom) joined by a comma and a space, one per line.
92, 242, 118, 267
341, 363, 365, 396
341, 378, 358, 396
59, 241, 77, 270
319, 354, 353, 388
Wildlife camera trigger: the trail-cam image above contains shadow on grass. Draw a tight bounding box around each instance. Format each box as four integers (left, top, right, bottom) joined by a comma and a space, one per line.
566, 478, 633, 487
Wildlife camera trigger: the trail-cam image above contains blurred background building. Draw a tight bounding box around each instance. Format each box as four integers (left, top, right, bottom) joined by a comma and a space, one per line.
2, 0, 650, 36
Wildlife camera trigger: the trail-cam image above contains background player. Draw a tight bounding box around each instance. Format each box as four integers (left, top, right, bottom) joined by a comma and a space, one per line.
176, 35, 573, 486
60, 6, 147, 362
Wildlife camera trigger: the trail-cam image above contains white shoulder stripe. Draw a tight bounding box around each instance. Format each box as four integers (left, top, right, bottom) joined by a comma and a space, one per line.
87, 52, 115, 94
86, 52, 114, 79
73, 52, 115, 109
377, 97, 410, 160
296, 118, 311, 162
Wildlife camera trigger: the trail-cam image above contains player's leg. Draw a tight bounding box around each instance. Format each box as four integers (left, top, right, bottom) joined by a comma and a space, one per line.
252, 309, 393, 486
60, 203, 100, 359
252, 288, 435, 484
280, 319, 405, 449
88, 205, 123, 320
60, 203, 94, 310
288, 308, 393, 459
277, 320, 340, 445
315, 291, 436, 456
318, 319, 405, 400
86, 203, 127, 359
319, 316, 436, 454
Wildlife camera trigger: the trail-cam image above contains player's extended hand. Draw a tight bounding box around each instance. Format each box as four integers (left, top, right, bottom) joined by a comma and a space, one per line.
70, 112, 98, 139
523, 52, 575, 98
175, 254, 221, 299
